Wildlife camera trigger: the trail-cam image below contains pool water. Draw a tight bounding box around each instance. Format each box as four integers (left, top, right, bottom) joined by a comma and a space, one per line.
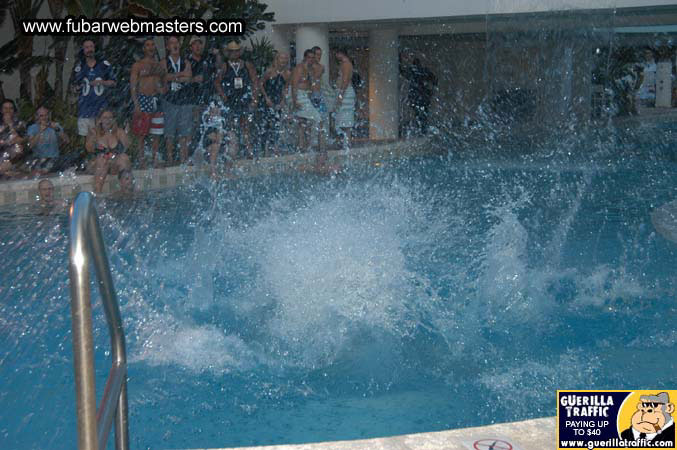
1, 154, 676, 448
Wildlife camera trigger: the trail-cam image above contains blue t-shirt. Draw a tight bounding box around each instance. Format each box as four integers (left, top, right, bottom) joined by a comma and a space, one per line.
72, 59, 115, 118
27, 124, 59, 158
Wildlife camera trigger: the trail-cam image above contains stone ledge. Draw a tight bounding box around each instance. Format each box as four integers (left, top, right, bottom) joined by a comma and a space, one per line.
0, 138, 434, 207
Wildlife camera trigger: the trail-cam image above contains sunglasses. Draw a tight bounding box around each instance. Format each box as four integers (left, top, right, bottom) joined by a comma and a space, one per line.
641, 402, 665, 409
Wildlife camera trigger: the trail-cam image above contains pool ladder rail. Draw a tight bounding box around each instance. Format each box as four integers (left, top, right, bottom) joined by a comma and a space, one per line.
68, 192, 129, 450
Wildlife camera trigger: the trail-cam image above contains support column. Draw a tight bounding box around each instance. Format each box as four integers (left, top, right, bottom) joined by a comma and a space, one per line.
368, 28, 399, 140
656, 61, 672, 108
295, 24, 329, 84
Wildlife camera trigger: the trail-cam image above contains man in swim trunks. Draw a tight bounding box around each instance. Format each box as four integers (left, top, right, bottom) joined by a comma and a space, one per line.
130, 37, 166, 168
332, 47, 355, 149
310, 46, 330, 168
292, 49, 324, 153
310, 46, 327, 112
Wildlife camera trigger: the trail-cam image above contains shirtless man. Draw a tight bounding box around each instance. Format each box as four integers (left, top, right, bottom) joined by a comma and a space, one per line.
310, 46, 329, 168
332, 47, 355, 149
310, 46, 325, 106
130, 38, 166, 168
291, 49, 322, 152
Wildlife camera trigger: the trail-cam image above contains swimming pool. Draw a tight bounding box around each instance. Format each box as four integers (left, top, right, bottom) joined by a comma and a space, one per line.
1, 152, 676, 448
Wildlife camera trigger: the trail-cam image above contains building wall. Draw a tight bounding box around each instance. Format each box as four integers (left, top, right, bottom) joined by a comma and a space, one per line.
268, 0, 677, 25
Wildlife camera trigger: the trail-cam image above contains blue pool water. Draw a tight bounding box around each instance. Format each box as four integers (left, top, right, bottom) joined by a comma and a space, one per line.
1, 154, 676, 448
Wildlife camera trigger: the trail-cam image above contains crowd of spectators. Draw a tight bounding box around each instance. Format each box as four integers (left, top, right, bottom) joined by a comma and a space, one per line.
1, 36, 438, 197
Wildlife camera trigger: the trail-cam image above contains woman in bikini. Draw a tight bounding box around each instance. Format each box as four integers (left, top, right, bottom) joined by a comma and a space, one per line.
86, 109, 131, 193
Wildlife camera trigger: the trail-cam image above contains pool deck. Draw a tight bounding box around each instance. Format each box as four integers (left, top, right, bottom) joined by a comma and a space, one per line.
0, 137, 436, 206
201, 417, 556, 450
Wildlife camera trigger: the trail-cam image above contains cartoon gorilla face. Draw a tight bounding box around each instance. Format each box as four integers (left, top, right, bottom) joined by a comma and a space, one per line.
631, 401, 675, 434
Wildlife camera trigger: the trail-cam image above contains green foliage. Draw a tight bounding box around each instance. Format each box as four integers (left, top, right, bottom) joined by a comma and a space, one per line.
653, 44, 675, 62
3, 0, 276, 123
245, 36, 275, 76
592, 45, 645, 117
17, 97, 37, 123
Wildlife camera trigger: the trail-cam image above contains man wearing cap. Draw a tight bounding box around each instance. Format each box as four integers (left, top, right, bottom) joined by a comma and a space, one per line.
215, 41, 259, 160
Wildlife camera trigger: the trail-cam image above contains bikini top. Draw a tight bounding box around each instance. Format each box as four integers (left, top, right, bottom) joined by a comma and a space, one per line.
97, 138, 125, 154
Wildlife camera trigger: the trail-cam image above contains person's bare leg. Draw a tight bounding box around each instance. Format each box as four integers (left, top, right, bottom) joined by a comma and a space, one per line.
224, 130, 238, 177
272, 127, 281, 157
264, 134, 272, 158
315, 121, 327, 171
151, 136, 161, 168
341, 127, 352, 149
241, 120, 253, 159
297, 119, 307, 153
94, 155, 109, 193
209, 132, 222, 178
166, 138, 175, 166
114, 153, 132, 173
179, 136, 189, 163
228, 129, 239, 161
138, 135, 148, 169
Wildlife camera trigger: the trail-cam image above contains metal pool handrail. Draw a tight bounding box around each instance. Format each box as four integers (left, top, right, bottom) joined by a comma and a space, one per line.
68, 192, 129, 450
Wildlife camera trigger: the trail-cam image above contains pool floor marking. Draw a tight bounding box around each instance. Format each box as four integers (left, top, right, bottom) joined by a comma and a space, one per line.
474, 439, 512, 450
462, 436, 524, 450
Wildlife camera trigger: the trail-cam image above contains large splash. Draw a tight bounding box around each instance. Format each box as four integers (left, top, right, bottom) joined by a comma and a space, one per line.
103, 161, 671, 386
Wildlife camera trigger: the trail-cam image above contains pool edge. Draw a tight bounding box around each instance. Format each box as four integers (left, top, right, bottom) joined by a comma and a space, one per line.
200, 416, 556, 449
0, 137, 436, 206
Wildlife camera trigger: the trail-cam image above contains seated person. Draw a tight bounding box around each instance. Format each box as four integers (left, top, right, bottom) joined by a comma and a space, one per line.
85, 109, 131, 193
26, 106, 68, 174
200, 103, 228, 178
0, 99, 27, 178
